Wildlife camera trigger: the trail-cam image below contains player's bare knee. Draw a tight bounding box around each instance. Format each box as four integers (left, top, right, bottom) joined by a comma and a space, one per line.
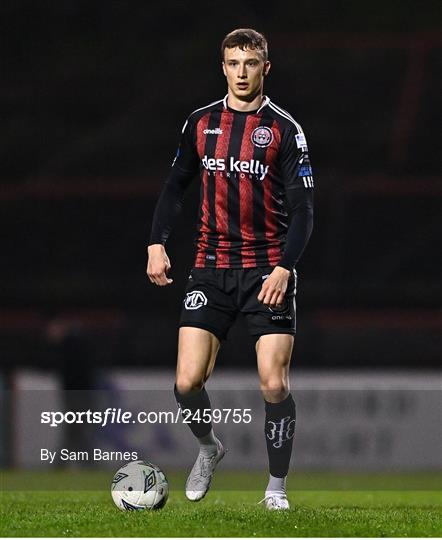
260, 378, 289, 402
175, 376, 204, 395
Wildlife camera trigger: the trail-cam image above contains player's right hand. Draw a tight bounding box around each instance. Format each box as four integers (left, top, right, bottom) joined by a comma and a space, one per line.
146, 244, 173, 286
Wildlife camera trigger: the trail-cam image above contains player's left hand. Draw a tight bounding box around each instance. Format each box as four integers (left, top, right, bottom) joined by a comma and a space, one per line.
257, 266, 291, 308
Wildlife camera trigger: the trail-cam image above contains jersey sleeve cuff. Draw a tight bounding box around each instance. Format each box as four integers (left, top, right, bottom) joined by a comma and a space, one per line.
148, 238, 166, 246
276, 259, 294, 271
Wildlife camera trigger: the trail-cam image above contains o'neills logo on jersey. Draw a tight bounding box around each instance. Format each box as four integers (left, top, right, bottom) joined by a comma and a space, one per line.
203, 127, 223, 135
202, 155, 269, 181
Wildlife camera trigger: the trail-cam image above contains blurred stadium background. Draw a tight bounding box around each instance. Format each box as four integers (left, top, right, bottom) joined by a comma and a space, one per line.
1, 0, 440, 476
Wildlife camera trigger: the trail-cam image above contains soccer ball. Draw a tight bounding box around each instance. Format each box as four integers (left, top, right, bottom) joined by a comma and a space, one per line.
111, 460, 169, 511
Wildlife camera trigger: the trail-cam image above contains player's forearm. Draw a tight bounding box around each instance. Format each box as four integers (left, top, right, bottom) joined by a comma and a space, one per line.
149, 182, 185, 245
278, 190, 314, 270
149, 168, 193, 245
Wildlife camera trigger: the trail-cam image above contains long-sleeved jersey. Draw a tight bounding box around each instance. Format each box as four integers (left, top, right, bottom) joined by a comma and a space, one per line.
149, 95, 314, 270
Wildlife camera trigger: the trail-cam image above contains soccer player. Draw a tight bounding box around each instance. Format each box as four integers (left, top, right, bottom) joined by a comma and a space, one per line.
147, 28, 314, 510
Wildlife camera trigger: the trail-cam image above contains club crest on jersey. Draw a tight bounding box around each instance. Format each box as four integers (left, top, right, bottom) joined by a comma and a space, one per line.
251, 126, 273, 148
184, 290, 208, 310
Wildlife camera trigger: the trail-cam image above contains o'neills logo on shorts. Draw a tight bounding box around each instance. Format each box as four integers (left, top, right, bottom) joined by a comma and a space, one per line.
202, 155, 269, 181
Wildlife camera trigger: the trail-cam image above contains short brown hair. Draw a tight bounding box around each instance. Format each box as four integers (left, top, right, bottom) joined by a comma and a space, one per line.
221, 28, 268, 62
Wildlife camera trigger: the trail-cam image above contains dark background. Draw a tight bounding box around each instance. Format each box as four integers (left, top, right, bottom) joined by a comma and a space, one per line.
1, 0, 440, 377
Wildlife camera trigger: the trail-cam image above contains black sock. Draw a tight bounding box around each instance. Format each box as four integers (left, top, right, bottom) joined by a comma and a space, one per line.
264, 394, 296, 478
174, 384, 212, 438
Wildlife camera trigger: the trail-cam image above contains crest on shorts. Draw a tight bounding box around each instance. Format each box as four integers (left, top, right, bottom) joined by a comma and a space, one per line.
268, 299, 289, 314
251, 126, 273, 148
184, 290, 208, 310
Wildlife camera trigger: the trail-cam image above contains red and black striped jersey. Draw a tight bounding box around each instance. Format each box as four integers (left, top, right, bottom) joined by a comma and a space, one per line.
150, 95, 314, 269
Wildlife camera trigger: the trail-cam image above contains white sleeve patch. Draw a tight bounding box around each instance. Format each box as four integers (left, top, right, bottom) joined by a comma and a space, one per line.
295, 133, 307, 149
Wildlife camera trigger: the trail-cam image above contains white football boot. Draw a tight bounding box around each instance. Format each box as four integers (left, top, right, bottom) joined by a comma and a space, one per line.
185, 438, 225, 501
259, 491, 290, 510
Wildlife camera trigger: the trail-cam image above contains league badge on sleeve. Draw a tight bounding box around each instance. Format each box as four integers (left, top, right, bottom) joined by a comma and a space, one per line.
295, 133, 308, 150
298, 155, 314, 188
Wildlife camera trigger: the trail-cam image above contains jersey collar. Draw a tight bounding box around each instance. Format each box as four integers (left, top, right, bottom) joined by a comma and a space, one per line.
257, 95, 270, 112
222, 94, 270, 114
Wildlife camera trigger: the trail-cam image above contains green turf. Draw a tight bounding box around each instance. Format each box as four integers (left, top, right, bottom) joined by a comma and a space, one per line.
2, 470, 442, 491
1, 473, 441, 537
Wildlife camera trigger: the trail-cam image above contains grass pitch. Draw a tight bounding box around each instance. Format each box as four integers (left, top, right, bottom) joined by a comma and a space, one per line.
1, 471, 441, 537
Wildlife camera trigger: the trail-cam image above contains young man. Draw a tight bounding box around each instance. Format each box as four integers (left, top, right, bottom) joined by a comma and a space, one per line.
147, 28, 314, 510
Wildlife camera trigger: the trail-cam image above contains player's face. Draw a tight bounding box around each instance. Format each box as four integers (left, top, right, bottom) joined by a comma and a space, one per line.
222, 47, 270, 102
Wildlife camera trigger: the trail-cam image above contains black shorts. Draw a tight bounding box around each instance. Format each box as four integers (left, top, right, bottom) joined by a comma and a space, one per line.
178, 267, 297, 341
